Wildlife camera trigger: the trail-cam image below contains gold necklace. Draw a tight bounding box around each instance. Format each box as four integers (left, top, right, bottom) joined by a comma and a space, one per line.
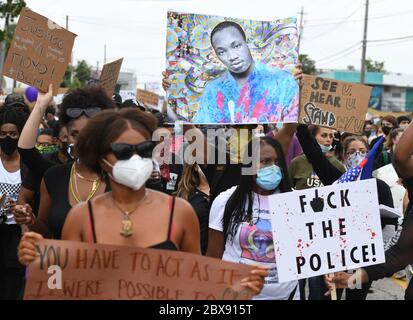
70, 164, 101, 204
112, 191, 148, 237
75, 170, 100, 182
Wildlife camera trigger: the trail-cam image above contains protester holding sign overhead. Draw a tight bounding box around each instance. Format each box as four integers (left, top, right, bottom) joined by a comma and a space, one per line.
207, 136, 299, 300
18, 108, 267, 296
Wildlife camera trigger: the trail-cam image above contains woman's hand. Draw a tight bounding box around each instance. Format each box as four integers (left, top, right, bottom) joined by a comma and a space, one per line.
18, 232, 43, 266
13, 204, 35, 225
34, 84, 53, 112
162, 70, 171, 92
241, 266, 269, 296
324, 272, 353, 296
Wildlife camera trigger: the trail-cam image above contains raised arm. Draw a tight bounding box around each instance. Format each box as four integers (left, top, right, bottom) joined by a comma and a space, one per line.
18, 84, 56, 177
18, 84, 53, 149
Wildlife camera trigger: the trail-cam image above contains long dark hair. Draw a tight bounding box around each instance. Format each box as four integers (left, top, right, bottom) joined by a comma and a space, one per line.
222, 137, 291, 242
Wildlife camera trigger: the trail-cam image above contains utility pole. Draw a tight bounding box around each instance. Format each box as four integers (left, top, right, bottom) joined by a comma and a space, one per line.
104, 44, 107, 65
297, 7, 306, 54
66, 15, 69, 29
360, 0, 369, 84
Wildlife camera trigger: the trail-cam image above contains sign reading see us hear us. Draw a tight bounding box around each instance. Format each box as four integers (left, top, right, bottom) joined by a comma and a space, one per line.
299, 75, 372, 134
269, 179, 385, 283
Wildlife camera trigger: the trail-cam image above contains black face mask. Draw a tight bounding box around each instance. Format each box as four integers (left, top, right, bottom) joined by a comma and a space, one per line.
0, 136, 18, 155
60, 141, 68, 154
382, 126, 392, 136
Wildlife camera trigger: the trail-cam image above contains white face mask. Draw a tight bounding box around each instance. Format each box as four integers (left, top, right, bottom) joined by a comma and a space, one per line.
103, 155, 153, 190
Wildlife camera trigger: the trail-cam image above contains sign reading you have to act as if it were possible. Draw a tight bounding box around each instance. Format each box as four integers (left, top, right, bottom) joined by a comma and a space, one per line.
299, 75, 372, 134
2, 8, 77, 95
24, 240, 255, 300
269, 179, 385, 283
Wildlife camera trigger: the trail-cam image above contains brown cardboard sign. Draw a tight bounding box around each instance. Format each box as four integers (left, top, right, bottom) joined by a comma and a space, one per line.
24, 240, 255, 300
137, 89, 160, 107
2, 8, 77, 95
299, 75, 372, 134
99, 58, 123, 96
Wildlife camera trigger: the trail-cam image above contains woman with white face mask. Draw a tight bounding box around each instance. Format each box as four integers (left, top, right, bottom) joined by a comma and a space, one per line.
18, 109, 267, 297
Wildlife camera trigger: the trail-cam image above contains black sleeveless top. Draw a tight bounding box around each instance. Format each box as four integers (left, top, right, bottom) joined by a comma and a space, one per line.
45, 163, 110, 239
87, 196, 178, 251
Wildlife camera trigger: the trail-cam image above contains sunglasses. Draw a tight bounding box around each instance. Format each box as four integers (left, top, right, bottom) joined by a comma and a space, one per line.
66, 107, 102, 119
110, 141, 155, 160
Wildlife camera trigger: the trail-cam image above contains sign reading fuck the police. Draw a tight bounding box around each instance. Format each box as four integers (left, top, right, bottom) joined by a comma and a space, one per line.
269, 179, 385, 283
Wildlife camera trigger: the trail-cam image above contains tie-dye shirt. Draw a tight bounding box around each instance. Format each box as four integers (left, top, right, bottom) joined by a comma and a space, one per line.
194, 62, 299, 124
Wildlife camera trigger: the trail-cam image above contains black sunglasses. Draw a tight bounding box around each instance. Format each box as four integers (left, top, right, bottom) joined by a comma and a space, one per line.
110, 141, 155, 160
66, 107, 102, 119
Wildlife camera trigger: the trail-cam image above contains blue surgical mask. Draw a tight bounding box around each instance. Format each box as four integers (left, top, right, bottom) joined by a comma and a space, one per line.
256, 165, 283, 191
319, 144, 332, 153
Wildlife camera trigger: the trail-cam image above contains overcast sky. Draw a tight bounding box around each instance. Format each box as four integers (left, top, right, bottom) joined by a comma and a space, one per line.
21, 0, 413, 86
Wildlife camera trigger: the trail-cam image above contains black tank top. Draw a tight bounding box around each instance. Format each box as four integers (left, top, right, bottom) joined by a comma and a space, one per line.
87, 195, 178, 251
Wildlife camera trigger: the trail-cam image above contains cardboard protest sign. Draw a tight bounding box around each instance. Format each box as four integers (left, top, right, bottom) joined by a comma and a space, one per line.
2, 8, 77, 95
269, 179, 385, 283
99, 58, 123, 96
166, 11, 299, 124
137, 89, 160, 107
24, 240, 255, 300
299, 75, 372, 134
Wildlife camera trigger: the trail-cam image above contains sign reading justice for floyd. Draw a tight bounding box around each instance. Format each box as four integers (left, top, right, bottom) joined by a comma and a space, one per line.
269, 179, 385, 283
2, 8, 77, 95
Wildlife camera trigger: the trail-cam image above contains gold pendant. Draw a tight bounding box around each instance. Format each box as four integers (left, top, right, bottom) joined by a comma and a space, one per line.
120, 215, 133, 237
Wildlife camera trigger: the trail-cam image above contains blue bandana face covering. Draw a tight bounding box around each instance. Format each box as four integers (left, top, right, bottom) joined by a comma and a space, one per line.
319, 144, 332, 153
256, 164, 283, 191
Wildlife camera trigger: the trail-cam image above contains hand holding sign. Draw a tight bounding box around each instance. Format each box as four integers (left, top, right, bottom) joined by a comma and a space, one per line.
310, 189, 324, 213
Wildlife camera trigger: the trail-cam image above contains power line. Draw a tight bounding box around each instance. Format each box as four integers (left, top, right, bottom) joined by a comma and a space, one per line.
317, 45, 362, 65
305, 9, 413, 28
368, 35, 413, 43
368, 38, 413, 47
306, 4, 363, 41
317, 42, 361, 62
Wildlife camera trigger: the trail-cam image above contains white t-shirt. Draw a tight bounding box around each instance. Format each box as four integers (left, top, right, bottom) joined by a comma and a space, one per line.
209, 186, 299, 300
0, 159, 22, 225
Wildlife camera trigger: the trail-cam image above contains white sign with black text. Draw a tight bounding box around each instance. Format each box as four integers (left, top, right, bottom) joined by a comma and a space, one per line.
270, 179, 385, 283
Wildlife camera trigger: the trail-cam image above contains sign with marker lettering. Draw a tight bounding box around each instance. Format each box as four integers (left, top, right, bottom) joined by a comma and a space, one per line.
24, 240, 255, 300
99, 58, 123, 96
269, 179, 385, 283
2, 8, 77, 95
136, 89, 160, 107
299, 75, 372, 134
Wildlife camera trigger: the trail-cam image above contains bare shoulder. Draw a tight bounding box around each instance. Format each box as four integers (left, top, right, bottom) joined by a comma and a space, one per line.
66, 201, 90, 223
147, 189, 196, 219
